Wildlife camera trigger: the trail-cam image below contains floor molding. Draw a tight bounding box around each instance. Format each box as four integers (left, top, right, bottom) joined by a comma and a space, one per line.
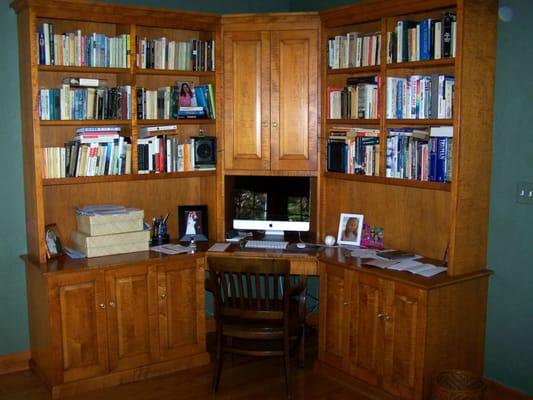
484, 378, 531, 400
0, 351, 30, 375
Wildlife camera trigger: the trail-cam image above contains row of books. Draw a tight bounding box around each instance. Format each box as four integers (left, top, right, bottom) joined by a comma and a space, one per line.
137, 82, 215, 120
388, 13, 457, 64
327, 127, 380, 176
42, 127, 132, 178
327, 32, 381, 69
39, 84, 132, 121
37, 23, 130, 67
135, 38, 215, 71
137, 136, 203, 174
386, 127, 452, 182
327, 81, 379, 119
386, 75, 454, 120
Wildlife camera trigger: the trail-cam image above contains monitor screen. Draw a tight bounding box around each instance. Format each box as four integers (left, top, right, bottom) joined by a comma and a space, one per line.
232, 176, 310, 234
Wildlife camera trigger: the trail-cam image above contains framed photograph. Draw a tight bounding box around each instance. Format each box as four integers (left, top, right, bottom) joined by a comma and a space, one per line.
178, 205, 208, 242
45, 223, 63, 259
337, 213, 364, 246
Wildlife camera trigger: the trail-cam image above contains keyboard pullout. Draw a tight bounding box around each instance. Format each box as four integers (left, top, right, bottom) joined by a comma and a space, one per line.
244, 240, 289, 250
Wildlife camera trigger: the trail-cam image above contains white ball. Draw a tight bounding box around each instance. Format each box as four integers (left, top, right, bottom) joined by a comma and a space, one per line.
324, 235, 336, 246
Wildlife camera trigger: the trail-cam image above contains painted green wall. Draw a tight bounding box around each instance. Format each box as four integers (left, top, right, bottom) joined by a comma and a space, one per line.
1, 0, 531, 395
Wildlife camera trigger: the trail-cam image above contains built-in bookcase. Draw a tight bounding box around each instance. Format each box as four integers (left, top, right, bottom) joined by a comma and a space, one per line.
12, 0, 221, 263
320, 0, 497, 276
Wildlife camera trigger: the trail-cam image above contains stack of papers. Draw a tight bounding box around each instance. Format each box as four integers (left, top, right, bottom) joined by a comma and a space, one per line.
76, 204, 131, 216
150, 243, 191, 255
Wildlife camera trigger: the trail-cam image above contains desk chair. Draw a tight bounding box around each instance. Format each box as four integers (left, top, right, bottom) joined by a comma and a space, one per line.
206, 257, 307, 399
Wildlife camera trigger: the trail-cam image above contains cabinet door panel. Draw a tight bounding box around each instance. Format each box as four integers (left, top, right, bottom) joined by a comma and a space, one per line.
271, 30, 318, 171
224, 31, 270, 170
382, 282, 426, 400
318, 262, 349, 370
49, 271, 108, 382
105, 265, 157, 371
158, 258, 206, 359
348, 273, 382, 385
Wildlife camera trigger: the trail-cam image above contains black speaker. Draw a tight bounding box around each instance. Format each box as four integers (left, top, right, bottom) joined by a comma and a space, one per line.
193, 136, 216, 166
327, 140, 347, 173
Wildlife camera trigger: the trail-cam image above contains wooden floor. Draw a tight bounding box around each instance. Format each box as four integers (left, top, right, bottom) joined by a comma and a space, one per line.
0, 331, 372, 400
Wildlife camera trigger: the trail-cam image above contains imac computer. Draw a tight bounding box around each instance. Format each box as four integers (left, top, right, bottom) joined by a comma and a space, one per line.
232, 176, 310, 238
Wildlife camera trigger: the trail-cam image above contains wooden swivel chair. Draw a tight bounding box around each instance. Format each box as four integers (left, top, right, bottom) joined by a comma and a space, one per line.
206, 257, 307, 399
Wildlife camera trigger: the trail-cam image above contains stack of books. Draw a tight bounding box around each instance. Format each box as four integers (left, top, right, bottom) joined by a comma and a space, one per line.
71, 205, 149, 258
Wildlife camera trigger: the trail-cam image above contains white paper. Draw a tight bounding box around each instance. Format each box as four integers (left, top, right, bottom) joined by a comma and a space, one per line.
208, 243, 231, 252
350, 248, 379, 258
365, 259, 399, 269
150, 244, 191, 255
413, 266, 447, 277
387, 260, 423, 271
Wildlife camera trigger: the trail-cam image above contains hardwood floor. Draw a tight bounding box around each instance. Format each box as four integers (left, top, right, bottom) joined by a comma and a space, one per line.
0, 331, 372, 400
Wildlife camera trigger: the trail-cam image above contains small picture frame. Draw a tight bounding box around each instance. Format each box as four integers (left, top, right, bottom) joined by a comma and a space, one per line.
337, 213, 364, 246
178, 205, 208, 242
45, 223, 63, 259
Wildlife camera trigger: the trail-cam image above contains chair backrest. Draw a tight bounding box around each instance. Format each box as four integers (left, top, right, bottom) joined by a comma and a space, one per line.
207, 257, 291, 320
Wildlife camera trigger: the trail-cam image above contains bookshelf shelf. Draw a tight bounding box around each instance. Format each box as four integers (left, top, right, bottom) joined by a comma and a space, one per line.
42, 170, 216, 186
385, 119, 454, 126
326, 65, 381, 75
137, 118, 215, 126
386, 58, 455, 70
326, 118, 380, 126
134, 68, 215, 77
324, 172, 451, 191
37, 65, 131, 74
40, 119, 131, 126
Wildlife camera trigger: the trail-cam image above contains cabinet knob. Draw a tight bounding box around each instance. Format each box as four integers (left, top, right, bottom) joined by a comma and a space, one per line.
384, 314, 391, 321
271, 122, 278, 128
343, 301, 350, 306
377, 313, 384, 319
99, 303, 106, 309
262, 122, 269, 128
108, 301, 116, 308
160, 293, 167, 300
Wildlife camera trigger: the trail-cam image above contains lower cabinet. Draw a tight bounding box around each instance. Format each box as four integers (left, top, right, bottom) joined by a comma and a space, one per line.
319, 262, 426, 399
319, 261, 488, 400
27, 255, 208, 397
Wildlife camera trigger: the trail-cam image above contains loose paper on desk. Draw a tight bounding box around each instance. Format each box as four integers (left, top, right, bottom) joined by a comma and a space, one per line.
151, 244, 191, 255
365, 259, 400, 269
208, 243, 231, 252
350, 248, 379, 258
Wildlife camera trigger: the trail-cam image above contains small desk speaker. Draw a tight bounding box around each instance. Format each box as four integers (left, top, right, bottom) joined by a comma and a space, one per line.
192, 136, 216, 166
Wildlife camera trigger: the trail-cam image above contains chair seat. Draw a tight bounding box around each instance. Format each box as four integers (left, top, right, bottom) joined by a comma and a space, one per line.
221, 317, 300, 340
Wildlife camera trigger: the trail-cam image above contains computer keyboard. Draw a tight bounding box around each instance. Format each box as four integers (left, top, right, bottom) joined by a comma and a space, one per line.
244, 240, 289, 250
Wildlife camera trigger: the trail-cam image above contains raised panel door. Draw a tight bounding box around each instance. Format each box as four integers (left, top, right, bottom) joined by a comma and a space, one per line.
347, 272, 382, 385
105, 265, 157, 371
270, 30, 318, 171
382, 282, 427, 400
157, 258, 206, 360
224, 31, 271, 171
318, 262, 350, 370
49, 271, 108, 382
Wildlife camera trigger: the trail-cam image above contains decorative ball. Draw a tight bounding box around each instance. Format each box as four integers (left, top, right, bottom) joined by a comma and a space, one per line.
324, 235, 336, 246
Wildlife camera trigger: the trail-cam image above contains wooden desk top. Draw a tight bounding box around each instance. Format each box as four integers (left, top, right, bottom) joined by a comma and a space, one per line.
22, 242, 490, 286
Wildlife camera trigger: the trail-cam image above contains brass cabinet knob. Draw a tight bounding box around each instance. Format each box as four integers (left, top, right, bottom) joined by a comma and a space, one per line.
99, 303, 106, 309
271, 122, 278, 128
108, 301, 116, 308
262, 122, 269, 128
160, 293, 167, 300
377, 313, 384, 319
384, 314, 391, 321
343, 301, 350, 306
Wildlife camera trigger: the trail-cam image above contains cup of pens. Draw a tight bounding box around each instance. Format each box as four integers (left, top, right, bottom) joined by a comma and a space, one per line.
151, 214, 170, 246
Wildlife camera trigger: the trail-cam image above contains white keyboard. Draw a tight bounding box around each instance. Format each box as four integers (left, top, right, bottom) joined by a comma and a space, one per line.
244, 240, 289, 250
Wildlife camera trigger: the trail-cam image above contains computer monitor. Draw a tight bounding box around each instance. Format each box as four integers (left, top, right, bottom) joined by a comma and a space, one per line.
232, 176, 310, 237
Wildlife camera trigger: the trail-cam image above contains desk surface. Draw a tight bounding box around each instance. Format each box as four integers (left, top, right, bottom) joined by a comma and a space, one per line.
23, 242, 490, 289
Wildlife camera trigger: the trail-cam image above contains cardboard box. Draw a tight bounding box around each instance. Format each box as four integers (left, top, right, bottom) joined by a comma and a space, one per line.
76, 209, 144, 236
72, 230, 150, 258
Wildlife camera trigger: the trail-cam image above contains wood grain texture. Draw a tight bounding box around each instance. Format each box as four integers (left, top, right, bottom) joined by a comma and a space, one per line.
322, 179, 450, 260
0, 351, 30, 375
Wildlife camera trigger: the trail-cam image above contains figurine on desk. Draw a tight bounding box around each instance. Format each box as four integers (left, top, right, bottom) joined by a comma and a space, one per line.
151, 214, 170, 246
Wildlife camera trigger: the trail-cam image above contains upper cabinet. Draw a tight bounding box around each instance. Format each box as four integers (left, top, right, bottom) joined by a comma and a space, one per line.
222, 15, 319, 173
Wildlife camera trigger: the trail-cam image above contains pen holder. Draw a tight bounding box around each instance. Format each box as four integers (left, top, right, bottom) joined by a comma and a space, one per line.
151, 233, 169, 246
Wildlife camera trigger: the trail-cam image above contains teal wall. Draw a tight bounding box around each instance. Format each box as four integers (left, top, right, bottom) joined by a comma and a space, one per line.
1, 0, 531, 395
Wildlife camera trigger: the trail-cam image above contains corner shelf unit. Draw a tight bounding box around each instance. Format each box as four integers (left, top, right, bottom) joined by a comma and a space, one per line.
12, 0, 222, 263
319, 0, 497, 276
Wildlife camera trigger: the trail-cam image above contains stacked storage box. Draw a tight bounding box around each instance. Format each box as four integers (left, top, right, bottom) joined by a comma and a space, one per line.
71, 206, 149, 257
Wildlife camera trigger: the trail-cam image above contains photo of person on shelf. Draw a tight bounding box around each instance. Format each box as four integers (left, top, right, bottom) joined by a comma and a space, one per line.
342, 217, 360, 241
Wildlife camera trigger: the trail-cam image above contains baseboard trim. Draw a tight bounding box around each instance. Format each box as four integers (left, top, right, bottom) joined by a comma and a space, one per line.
484, 378, 531, 400
0, 351, 30, 375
